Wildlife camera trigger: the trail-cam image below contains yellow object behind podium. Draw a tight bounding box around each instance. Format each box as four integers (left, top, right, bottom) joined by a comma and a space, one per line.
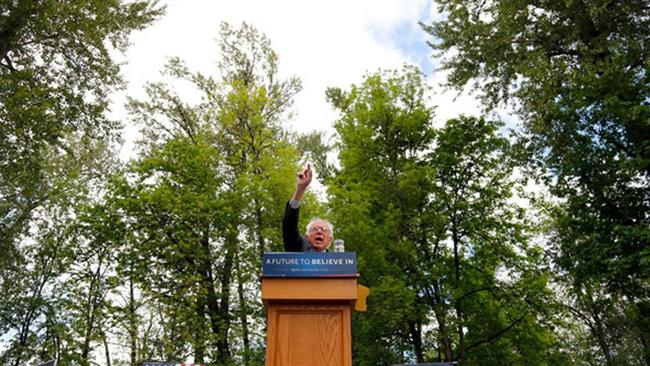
355, 284, 369, 312
261, 277, 358, 366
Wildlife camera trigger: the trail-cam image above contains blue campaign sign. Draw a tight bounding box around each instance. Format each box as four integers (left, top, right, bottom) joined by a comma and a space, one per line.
262, 252, 357, 277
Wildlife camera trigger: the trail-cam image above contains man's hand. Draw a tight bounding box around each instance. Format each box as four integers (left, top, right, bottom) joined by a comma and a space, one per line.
292, 164, 312, 201
296, 164, 312, 189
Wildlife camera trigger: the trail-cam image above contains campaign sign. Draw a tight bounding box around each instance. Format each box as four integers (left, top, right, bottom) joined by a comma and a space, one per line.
262, 252, 357, 277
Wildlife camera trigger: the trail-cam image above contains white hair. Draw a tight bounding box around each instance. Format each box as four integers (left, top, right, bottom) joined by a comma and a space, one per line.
305, 217, 334, 236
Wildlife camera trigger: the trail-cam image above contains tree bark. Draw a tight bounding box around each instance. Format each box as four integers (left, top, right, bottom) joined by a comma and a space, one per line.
199, 227, 234, 365
254, 199, 267, 259
13, 244, 58, 366
634, 301, 650, 366
194, 294, 207, 364
580, 289, 614, 366
128, 278, 138, 366
236, 253, 251, 366
423, 280, 453, 362
431, 282, 453, 362
640, 332, 650, 366
216, 237, 235, 364
82, 257, 104, 361
408, 320, 424, 363
103, 330, 112, 366
452, 226, 466, 363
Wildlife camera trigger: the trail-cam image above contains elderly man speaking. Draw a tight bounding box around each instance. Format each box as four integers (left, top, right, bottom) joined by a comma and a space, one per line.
282, 164, 333, 252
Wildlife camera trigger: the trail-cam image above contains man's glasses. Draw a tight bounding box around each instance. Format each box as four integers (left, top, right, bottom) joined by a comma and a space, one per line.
309, 226, 330, 233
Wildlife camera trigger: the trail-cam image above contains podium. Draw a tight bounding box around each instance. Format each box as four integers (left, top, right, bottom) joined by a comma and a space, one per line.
261, 253, 358, 366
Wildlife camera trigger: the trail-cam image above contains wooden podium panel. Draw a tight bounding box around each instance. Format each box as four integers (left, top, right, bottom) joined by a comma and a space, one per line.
262, 278, 358, 301
262, 277, 357, 366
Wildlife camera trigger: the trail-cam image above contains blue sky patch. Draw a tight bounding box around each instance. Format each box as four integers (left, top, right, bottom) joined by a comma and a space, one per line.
368, 2, 438, 75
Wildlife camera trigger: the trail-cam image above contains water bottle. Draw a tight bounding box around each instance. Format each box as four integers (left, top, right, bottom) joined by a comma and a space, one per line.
333, 239, 345, 253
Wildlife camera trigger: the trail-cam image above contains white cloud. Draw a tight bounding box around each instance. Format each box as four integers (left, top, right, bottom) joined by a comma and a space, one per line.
111, 0, 494, 160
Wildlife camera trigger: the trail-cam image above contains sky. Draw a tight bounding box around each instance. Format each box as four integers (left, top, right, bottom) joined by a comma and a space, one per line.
110, 0, 495, 161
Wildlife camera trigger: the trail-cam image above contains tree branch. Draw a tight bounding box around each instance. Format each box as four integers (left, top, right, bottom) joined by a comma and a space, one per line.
464, 311, 528, 353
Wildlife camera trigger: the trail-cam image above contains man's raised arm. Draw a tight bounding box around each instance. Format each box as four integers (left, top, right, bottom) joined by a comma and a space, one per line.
282, 164, 312, 251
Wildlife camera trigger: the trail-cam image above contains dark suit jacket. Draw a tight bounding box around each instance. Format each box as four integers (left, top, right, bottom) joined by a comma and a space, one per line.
282, 201, 317, 252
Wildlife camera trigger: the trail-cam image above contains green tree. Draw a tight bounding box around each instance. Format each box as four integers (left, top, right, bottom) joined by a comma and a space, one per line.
0, 135, 121, 366
119, 22, 312, 365
61, 195, 130, 366
1, 3, 162, 361
115, 133, 235, 364
429, 116, 564, 365
327, 66, 437, 365
328, 67, 563, 365
423, 1, 650, 363
0, 0, 163, 292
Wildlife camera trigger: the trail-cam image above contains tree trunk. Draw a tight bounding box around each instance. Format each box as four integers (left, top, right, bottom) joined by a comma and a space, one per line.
583, 290, 614, 366
254, 199, 267, 259
194, 295, 207, 364
128, 278, 138, 366
640, 332, 650, 366
103, 330, 112, 366
590, 313, 614, 366
408, 320, 424, 363
200, 228, 234, 365
634, 301, 650, 366
431, 282, 453, 362
217, 237, 235, 364
194, 226, 208, 363
162, 308, 179, 361
452, 227, 465, 363
13, 247, 57, 366
587, 290, 614, 366
236, 253, 251, 366
82, 258, 103, 361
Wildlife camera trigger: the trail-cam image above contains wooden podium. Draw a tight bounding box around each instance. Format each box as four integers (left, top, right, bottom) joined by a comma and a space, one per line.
261, 276, 358, 366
